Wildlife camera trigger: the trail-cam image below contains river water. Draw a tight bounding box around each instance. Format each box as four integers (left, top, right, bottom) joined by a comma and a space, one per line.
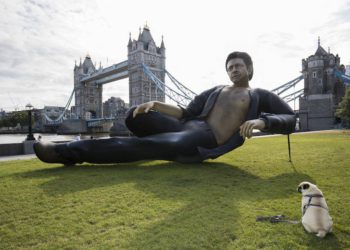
0, 133, 110, 144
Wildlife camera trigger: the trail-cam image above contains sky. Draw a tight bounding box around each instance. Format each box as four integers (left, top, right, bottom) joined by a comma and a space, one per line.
1, 0, 350, 111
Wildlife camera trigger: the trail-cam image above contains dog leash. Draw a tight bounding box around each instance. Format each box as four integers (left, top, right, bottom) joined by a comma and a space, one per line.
256, 215, 300, 224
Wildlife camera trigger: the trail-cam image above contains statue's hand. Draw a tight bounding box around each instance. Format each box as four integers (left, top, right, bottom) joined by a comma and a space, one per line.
239, 119, 266, 138
133, 101, 156, 118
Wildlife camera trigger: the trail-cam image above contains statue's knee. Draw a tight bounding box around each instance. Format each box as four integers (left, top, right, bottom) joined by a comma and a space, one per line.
125, 106, 137, 129
126, 106, 137, 119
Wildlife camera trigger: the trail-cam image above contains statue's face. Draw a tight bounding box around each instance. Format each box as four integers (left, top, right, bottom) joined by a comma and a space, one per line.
226, 58, 251, 84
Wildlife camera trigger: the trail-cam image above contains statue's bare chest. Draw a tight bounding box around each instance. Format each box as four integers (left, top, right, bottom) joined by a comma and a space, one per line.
214, 88, 250, 112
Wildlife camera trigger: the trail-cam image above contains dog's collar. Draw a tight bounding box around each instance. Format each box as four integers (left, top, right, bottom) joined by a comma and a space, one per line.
302, 194, 328, 216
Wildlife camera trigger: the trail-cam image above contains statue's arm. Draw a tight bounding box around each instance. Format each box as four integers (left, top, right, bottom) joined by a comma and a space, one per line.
133, 86, 219, 120
258, 89, 297, 134
133, 101, 183, 119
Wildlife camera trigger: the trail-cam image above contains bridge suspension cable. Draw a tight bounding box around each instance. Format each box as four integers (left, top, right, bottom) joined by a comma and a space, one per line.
273, 69, 350, 104
164, 69, 197, 101
281, 88, 304, 103
142, 63, 196, 107
271, 75, 304, 96
44, 88, 75, 123
334, 70, 350, 85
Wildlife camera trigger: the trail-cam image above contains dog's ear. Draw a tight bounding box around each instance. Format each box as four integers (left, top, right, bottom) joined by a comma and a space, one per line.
302, 183, 310, 190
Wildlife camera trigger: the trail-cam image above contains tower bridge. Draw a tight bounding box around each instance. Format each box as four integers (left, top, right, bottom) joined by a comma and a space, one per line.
73, 25, 165, 120
80, 60, 129, 85
45, 28, 350, 134
298, 38, 348, 130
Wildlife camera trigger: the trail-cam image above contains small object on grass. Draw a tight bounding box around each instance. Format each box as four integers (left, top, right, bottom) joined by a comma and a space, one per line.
256, 215, 299, 224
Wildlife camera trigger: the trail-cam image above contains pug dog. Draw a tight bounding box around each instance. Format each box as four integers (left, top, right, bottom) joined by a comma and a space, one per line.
297, 181, 333, 238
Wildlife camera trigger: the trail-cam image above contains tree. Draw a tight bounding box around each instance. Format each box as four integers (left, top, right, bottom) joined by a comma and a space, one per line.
0, 111, 29, 128
336, 86, 350, 126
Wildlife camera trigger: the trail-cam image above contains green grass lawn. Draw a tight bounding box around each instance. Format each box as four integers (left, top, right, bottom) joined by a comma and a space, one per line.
0, 131, 349, 249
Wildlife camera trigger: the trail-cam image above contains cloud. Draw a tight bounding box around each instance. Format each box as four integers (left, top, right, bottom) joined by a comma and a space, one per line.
307, 1, 350, 65
333, 2, 350, 23
0, 0, 93, 109
257, 32, 304, 57
1, 0, 350, 112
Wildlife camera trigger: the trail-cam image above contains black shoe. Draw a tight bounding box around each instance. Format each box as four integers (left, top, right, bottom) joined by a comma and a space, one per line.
33, 142, 75, 165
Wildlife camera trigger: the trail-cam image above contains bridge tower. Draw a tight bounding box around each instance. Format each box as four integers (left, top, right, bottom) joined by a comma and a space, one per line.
73, 55, 102, 119
127, 25, 166, 106
299, 38, 346, 130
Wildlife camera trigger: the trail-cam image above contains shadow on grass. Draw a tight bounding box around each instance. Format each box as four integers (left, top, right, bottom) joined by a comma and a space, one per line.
19, 161, 310, 199
14, 161, 340, 249
305, 233, 341, 250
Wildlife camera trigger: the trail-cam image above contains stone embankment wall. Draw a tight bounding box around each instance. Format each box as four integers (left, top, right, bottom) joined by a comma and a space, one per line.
0, 143, 23, 156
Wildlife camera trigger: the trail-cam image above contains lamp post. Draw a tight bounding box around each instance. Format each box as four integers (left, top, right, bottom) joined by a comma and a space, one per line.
25, 103, 35, 141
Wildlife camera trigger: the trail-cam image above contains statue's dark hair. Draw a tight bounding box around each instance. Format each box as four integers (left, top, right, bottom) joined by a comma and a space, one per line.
225, 51, 254, 80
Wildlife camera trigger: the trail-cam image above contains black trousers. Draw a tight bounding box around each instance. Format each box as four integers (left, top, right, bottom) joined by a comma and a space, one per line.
55, 108, 218, 164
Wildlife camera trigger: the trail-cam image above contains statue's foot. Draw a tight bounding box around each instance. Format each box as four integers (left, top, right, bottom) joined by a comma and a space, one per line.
33, 142, 75, 165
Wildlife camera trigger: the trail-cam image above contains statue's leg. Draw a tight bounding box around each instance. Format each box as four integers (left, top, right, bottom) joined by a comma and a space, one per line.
55, 120, 217, 164
125, 106, 184, 137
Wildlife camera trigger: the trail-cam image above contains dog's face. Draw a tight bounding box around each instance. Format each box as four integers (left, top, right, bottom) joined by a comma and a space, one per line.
297, 181, 320, 195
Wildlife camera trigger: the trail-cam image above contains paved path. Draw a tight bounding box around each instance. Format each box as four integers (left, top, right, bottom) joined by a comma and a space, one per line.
0, 154, 37, 162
